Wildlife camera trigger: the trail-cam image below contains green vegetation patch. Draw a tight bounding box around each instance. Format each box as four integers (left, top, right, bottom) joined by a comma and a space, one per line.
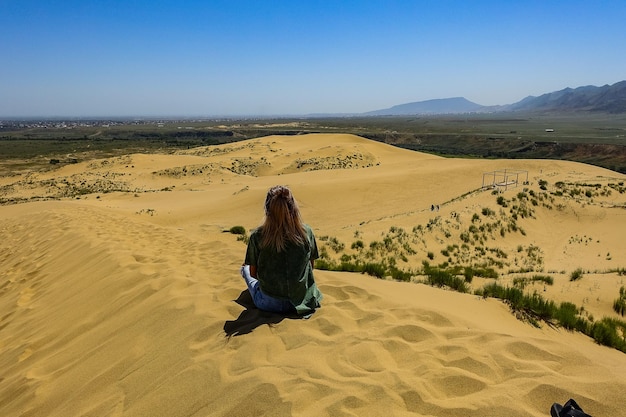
476, 282, 626, 353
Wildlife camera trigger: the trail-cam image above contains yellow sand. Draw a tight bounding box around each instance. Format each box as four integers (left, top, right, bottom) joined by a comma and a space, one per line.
1, 133, 625, 416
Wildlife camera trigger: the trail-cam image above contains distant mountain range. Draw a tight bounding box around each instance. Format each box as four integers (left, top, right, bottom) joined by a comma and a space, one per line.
364, 81, 626, 115
364, 97, 484, 116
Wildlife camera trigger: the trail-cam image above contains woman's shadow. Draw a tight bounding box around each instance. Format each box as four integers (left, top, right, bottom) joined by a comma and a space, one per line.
223, 290, 301, 337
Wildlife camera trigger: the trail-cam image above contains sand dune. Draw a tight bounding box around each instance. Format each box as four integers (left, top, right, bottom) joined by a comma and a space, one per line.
1, 134, 625, 416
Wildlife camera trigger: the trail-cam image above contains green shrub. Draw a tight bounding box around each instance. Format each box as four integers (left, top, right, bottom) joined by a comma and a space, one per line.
613, 286, 626, 316
475, 278, 626, 352
351, 240, 364, 250
424, 267, 469, 293
513, 275, 554, 288
362, 262, 387, 279
340, 254, 352, 262
570, 268, 584, 281
229, 225, 246, 235
555, 302, 588, 332
326, 236, 345, 253
315, 258, 334, 270
229, 225, 248, 243
479, 267, 499, 279
476, 282, 511, 299
591, 318, 626, 353
337, 261, 365, 273
315, 258, 394, 280
531, 275, 554, 285
389, 266, 412, 282
475, 284, 557, 325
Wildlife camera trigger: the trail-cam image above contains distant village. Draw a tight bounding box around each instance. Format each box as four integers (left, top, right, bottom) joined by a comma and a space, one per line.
0, 119, 160, 130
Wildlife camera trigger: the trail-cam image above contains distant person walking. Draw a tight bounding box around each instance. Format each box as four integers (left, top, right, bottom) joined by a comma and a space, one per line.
241, 185, 323, 315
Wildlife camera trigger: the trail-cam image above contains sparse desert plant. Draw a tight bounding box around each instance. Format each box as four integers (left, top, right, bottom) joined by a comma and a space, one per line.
321, 236, 345, 253
314, 258, 333, 270
136, 208, 157, 216
554, 302, 589, 332
424, 267, 469, 293
229, 225, 246, 235
591, 318, 626, 353
402, 242, 417, 255
475, 283, 560, 328
389, 265, 412, 282
513, 277, 528, 289
570, 268, 584, 281
531, 275, 554, 285
471, 266, 499, 279
318, 246, 330, 260
228, 225, 249, 243
362, 262, 387, 279
316, 254, 413, 281
351, 240, 364, 250
613, 286, 626, 317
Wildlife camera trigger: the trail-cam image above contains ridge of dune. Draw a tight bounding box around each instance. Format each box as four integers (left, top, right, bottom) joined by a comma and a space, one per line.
1, 133, 626, 416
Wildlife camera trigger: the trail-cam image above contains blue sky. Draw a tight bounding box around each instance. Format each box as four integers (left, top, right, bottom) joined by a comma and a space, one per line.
1, 0, 625, 117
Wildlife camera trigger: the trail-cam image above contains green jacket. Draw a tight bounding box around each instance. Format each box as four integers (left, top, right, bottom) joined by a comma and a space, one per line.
245, 224, 322, 314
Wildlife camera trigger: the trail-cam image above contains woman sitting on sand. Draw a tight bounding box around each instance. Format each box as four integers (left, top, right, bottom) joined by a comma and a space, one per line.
240, 185, 323, 315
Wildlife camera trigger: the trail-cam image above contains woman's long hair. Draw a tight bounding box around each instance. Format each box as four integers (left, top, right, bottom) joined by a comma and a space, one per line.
259, 185, 308, 252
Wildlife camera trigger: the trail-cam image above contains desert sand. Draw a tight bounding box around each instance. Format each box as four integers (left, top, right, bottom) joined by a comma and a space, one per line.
1, 133, 625, 416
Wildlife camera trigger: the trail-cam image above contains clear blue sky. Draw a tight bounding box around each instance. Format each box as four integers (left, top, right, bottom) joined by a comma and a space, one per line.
2, 0, 625, 117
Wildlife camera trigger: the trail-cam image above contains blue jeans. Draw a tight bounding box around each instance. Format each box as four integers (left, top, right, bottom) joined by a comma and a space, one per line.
240, 265, 294, 313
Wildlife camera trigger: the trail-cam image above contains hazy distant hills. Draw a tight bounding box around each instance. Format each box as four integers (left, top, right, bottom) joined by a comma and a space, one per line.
364, 97, 484, 116
507, 81, 626, 113
364, 80, 626, 115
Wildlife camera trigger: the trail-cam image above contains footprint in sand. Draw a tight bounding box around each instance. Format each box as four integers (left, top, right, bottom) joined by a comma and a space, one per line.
17, 287, 34, 307
19, 347, 34, 362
